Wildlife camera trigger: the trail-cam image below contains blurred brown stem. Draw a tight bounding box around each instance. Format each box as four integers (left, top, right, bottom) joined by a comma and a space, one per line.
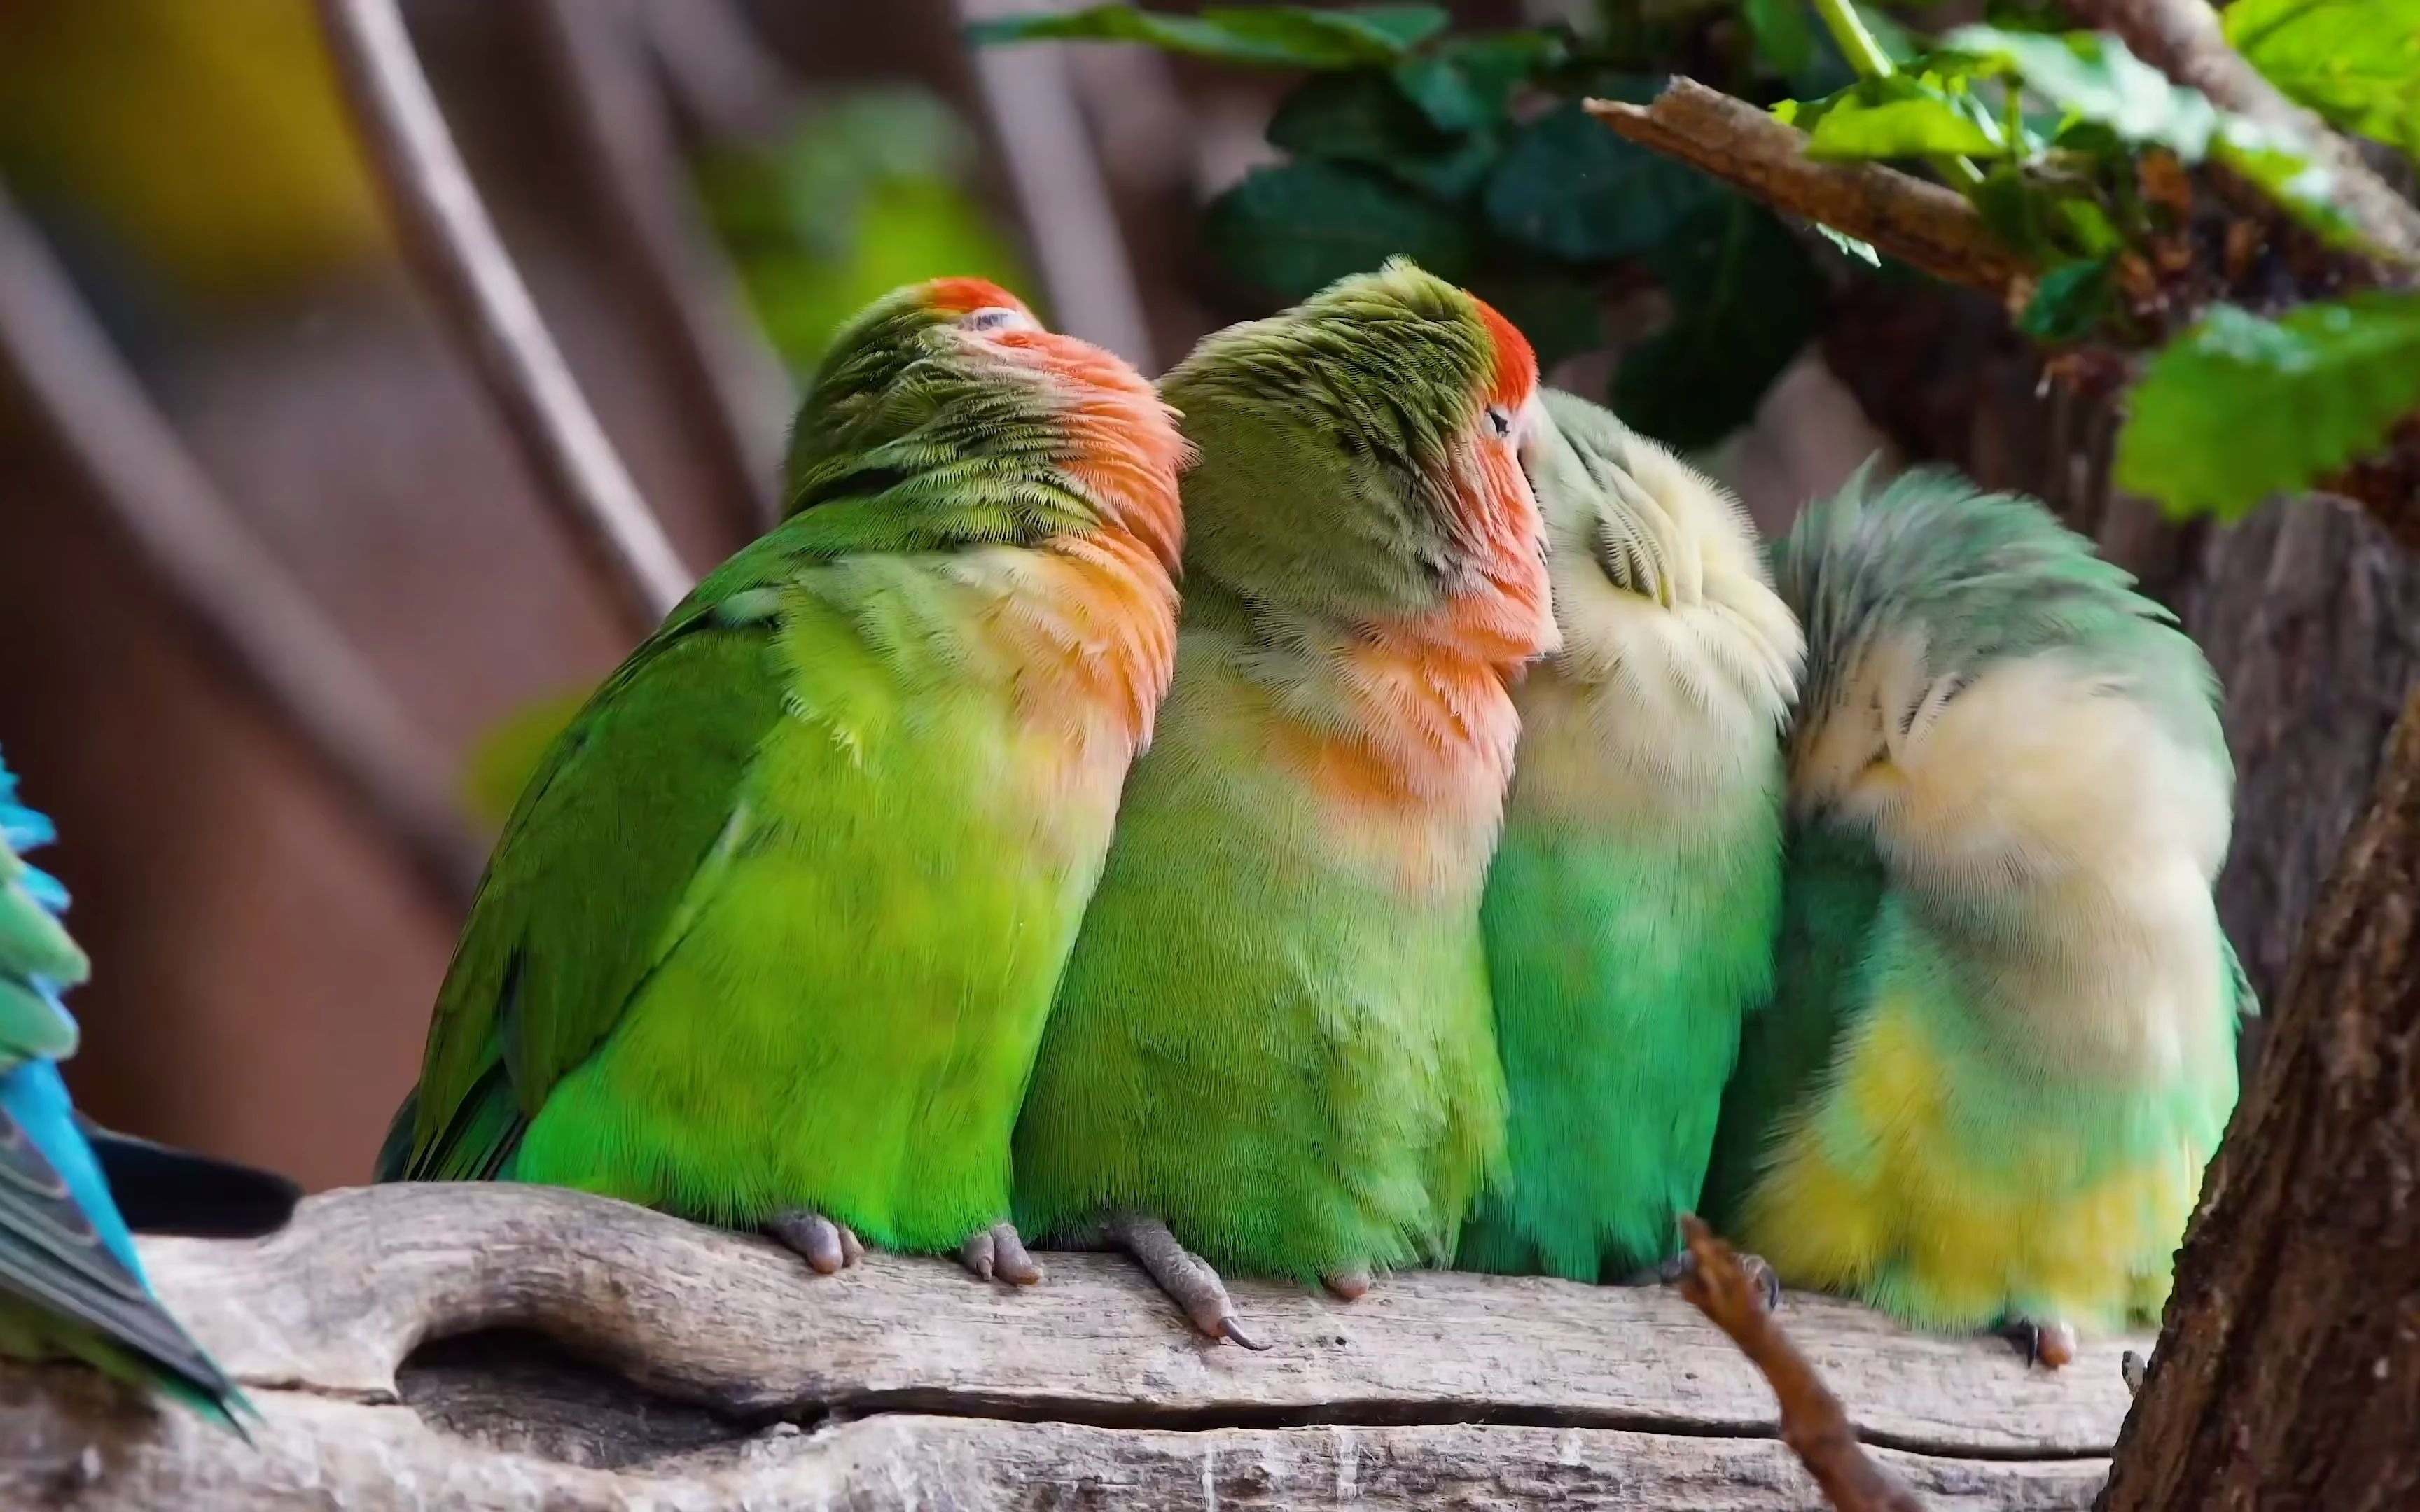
632, 0, 796, 146
524, 0, 791, 538
0, 188, 483, 909
1676, 1216, 1927, 1512
313, 0, 694, 634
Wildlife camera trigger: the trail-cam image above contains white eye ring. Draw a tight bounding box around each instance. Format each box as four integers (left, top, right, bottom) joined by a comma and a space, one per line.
1485, 404, 1515, 440
962, 306, 1036, 333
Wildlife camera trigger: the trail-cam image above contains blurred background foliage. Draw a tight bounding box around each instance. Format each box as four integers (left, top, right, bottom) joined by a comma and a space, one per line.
696, 87, 1036, 377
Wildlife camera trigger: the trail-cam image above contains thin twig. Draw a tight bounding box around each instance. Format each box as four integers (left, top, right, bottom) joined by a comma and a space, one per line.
1585, 82, 2029, 297
1676, 1216, 1927, 1512
632, 0, 796, 146
2066, 0, 2420, 267
313, 0, 693, 633
955, 0, 1157, 370
524, 0, 792, 536
0, 188, 484, 909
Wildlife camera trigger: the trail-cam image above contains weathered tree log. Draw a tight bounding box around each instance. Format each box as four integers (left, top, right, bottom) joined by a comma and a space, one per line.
2099, 691, 2420, 1511
0, 1184, 2145, 1508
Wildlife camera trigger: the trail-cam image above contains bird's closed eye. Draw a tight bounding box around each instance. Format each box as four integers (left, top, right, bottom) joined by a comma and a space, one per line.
962, 307, 1031, 333
1485, 404, 1515, 440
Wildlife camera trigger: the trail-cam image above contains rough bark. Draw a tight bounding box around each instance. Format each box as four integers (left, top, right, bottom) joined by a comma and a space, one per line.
0, 1184, 2145, 1508
2099, 692, 2420, 1511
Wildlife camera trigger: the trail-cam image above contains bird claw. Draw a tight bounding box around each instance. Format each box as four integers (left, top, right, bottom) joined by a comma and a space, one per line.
1998, 1317, 2078, 1371
1108, 1214, 1267, 1348
960, 1222, 1045, 1287
1323, 1269, 1372, 1302
767, 1210, 865, 1275
1644, 1247, 1783, 1311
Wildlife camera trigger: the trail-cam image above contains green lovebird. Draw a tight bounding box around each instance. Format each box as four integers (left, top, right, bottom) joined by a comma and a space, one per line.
1010, 260, 1555, 1343
378, 278, 1189, 1284
1455, 390, 1802, 1285
0, 750, 298, 1433
1701, 466, 2251, 1363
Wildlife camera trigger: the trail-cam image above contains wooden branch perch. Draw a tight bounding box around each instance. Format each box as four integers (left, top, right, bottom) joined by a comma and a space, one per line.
1585, 80, 2029, 298
525, 0, 792, 538
314, 0, 695, 634
0, 188, 484, 909
2066, 0, 2420, 267
0, 1184, 2143, 1508
1676, 1217, 1925, 1512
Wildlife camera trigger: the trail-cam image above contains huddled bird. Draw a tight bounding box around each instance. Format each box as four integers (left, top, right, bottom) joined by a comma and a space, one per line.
0, 750, 298, 1432
1457, 388, 1802, 1288
1702, 466, 2250, 1364
377, 276, 1188, 1287
1010, 260, 1554, 1343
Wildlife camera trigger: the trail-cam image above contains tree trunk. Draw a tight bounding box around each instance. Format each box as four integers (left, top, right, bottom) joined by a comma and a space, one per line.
2097, 691, 2420, 1511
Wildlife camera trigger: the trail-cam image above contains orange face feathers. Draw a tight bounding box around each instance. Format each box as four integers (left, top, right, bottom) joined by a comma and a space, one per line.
1470, 295, 1539, 415
922, 276, 1029, 318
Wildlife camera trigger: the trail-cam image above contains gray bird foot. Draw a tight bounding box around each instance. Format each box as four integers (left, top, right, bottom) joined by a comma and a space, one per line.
960, 1222, 1045, 1286
1998, 1317, 2078, 1370
1323, 1269, 1372, 1302
767, 1210, 866, 1275
1627, 1249, 1783, 1311
1107, 1214, 1270, 1350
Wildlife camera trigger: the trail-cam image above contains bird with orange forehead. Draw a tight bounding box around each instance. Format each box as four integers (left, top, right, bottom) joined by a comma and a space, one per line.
1013, 260, 1555, 1343
380, 279, 1189, 1288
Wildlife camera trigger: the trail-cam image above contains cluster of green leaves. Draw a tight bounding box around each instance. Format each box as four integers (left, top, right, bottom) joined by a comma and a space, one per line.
694, 89, 1033, 377
1777, 24, 2350, 342
976, 1, 1858, 450
978, 3, 2420, 523
2224, 0, 2420, 161
1767, 10, 2420, 521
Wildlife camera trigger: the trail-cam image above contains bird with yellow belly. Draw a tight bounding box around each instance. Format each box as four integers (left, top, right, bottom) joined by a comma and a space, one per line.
1702, 465, 2251, 1365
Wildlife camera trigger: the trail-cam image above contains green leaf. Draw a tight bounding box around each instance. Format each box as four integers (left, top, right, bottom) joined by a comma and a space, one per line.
1942, 26, 2223, 152
2017, 258, 2115, 342
2224, 0, 2420, 158
2114, 293, 2420, 519
1205, 160, 1474, 300
1482, 99, 1718, 263
2211, 120, 2360, 246
1391, 30, 1567, 132
1744, 0, 1816, 78
1804, 94, 2006, 161
967, 4, 1449, 69
1942, 25, 2354, 242
1266, 71, 1499, 200
1613, 195, 1826, 450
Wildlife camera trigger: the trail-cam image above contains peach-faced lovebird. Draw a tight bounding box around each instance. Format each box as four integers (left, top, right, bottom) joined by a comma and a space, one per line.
1702, 468, 2251, 1364
1456, 391, 1801, 1284
378, 279, 1188, 1286
1011, 260, 1554, 1343
0, 750, 298, 1432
